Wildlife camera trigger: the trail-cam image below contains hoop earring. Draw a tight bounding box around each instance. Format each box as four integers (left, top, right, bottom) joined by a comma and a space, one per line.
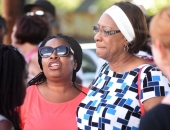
124, 45, 129, 52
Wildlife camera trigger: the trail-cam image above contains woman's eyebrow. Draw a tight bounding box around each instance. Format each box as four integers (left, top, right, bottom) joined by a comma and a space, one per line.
97, 24, 112, 29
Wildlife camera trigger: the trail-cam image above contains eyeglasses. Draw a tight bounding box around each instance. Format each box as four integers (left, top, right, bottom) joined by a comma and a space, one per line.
39, 46, 74, 58
26, 10, 45, 17
93, 25, 121, 36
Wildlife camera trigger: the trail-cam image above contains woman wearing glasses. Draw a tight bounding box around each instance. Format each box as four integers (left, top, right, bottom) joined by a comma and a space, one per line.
20, 33, 89, 130
76, 2, 170, 130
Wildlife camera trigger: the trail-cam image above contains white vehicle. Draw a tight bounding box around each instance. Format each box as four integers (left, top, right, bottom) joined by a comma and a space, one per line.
79, 43, 106, 87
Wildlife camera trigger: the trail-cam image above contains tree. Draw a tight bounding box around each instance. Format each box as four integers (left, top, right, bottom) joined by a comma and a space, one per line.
147, 0, 170, 15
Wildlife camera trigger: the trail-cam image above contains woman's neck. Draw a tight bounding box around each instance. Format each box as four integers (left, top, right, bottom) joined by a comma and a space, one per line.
45, 80, 74, 93
109, 53, 135, 73
38, 80, 81, 103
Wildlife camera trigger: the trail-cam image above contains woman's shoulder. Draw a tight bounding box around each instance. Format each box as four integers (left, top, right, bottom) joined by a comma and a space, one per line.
138, 64, 166, 79
0, 114, 8, 121
23, 85, 38, 104
26, 85, 38, 94
81, 85, 90, 93
138, 64, 159, 72
0, 115, 14, 130
140, 64, 170, 89
27, 84, 37, 89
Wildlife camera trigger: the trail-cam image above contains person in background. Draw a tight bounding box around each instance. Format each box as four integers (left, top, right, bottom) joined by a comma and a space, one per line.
24, 0, 59, 35
139, 6, 170, 130
0, 16, 6, 44
76, 2, 170, 130
20, 33, 89, 130
11, 15, 49, 81
136, 15, 154, 63
0, 44, 27, 130
141, 15, 153, 56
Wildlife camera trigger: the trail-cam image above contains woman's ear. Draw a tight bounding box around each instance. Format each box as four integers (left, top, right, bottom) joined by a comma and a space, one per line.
124, 39, 128, 45
74, 60, 77, 70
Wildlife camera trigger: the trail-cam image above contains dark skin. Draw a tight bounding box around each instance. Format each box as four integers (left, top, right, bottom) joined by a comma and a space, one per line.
0, 120, 13, 130
38, 38, 81, 103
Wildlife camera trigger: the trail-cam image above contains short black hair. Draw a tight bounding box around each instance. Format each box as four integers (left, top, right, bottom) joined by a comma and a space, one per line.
14, 15, 49, 45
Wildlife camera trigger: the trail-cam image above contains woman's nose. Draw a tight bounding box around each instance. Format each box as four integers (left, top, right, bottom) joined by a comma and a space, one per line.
50, 50, 59, 59
94, 31, 102, 42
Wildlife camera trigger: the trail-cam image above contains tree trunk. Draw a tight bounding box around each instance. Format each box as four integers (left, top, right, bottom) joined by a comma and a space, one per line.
2, 0, 25, 44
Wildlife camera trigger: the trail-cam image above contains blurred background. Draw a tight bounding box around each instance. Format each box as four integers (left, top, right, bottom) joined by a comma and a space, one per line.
0, 0, 170, 44
0, 0, 170, 86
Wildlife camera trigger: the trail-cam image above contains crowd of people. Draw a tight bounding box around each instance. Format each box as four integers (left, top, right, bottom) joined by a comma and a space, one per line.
0, 0, 170, 130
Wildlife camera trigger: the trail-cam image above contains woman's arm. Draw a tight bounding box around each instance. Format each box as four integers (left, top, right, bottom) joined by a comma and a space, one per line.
0, 120, 13, 130
143, 96, 164, 111
140, 65, 170, 112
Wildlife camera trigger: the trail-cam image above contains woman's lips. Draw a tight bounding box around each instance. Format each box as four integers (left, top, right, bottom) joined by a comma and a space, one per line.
48, 62, 61, 70
96, 46, 106, 50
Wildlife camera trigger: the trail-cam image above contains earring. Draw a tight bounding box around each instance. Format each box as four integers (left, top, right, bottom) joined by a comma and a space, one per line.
124, 45, 129, 52
74, 66, 77, 70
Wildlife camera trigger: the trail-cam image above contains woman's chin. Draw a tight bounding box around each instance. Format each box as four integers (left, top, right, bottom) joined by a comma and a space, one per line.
96, 50, 106, 57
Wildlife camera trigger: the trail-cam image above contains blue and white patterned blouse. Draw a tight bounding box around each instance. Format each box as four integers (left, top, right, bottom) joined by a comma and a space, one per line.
77, 63, 170, 130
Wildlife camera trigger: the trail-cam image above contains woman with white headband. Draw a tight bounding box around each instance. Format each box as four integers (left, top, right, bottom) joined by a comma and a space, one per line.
76, 2, 170, 130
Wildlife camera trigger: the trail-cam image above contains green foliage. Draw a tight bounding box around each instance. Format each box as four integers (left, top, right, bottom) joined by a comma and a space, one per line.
0, 0, 169, 15
147, 0, 170, 15
94, 0, 131, 12
49, 0, 83, 12
48, 0, 130, 13
0, 0, 2, 14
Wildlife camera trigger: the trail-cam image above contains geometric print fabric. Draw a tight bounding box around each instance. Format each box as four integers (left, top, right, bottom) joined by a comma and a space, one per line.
77, 63, 170, 130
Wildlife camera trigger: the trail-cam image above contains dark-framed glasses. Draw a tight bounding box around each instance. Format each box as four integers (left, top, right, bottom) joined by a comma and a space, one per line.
26, 10, 45, 17
39, 46, 74, 58
93, 25, 121, 36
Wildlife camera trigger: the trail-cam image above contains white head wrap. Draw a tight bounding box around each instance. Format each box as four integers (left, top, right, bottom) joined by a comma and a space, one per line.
104, 5, 135, 42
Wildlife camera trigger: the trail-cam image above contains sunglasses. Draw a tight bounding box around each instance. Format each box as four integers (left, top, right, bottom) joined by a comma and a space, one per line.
26, 10, 45, 17
39, 46, 74, 58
